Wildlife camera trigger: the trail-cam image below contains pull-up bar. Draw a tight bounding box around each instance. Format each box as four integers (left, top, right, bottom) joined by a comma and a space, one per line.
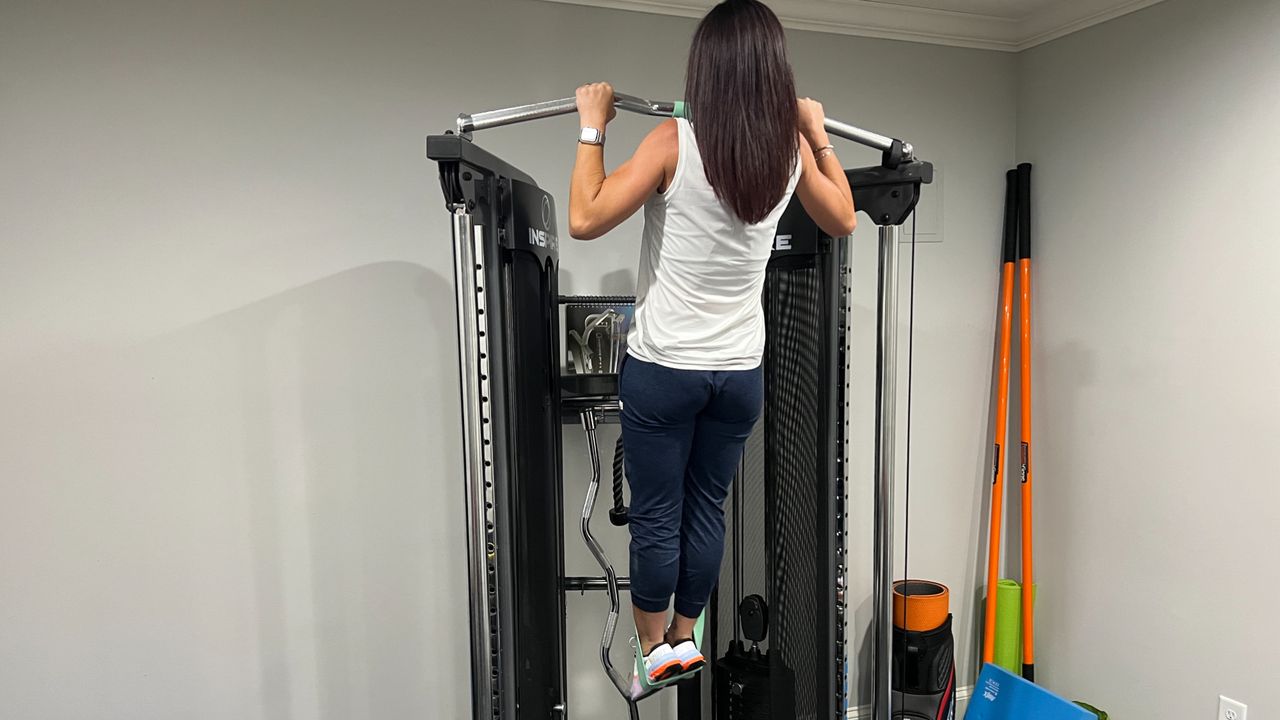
458, 92, 680, 133
456, 91, 916, 165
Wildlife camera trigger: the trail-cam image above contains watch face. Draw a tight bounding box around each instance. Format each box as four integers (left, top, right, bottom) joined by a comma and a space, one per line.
580, 127, 602, 144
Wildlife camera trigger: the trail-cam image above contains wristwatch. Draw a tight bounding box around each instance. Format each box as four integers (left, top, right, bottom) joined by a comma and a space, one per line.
579, 127, 605, 145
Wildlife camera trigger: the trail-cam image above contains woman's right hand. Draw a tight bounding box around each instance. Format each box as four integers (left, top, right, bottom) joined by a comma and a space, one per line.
798, 97, 830, 147
577, 82, 618, 129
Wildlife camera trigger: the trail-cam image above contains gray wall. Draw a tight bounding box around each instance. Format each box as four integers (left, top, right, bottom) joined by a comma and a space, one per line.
1016, 0, 1280, 715
0, 0, 1015, 717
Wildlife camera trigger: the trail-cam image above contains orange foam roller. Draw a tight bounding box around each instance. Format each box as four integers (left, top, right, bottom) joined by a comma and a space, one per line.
893, 580, 950, 632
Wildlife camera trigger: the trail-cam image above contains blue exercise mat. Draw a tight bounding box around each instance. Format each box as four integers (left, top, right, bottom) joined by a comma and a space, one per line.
965, 664, 1091, 720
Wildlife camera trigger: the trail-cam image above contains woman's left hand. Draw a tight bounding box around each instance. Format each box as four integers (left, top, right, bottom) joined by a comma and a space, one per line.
576, 82, 617, 129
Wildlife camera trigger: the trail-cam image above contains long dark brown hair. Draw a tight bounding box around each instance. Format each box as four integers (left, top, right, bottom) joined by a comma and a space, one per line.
685, 0, 798, 224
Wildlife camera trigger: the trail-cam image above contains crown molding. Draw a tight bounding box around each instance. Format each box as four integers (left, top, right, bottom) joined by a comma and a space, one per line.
533, 0, 1170, 52
1014, 0, 1170, 50
537, 0, 1021, 51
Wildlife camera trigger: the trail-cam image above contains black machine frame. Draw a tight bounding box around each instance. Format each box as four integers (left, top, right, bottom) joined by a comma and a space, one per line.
429, 92, 932, 720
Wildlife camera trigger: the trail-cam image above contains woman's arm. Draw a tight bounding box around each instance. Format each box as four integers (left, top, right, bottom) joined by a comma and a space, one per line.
794, 98, 858, 238
569, 82, 675, 240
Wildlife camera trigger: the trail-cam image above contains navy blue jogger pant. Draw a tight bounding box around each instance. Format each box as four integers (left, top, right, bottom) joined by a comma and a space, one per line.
619, 355, 764, 618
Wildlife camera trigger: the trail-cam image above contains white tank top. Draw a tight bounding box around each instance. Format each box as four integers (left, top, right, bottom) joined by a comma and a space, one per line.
627, 118, 802, 371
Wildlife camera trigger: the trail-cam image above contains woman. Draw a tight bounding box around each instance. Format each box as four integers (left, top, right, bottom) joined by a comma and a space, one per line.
568, 0, 856, 685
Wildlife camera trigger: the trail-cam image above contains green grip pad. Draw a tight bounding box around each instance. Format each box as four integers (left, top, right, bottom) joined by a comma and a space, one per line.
673, 101, 687, 119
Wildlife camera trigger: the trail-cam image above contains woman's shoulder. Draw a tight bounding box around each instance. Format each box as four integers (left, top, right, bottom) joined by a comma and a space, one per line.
645, 118, 680, 147
634, 119, 679, 153
634, 119, 681, 179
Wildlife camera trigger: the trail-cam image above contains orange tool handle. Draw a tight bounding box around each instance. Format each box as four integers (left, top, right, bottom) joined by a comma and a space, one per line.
1016, 163, 1035, 682
983, 169, 1018, 665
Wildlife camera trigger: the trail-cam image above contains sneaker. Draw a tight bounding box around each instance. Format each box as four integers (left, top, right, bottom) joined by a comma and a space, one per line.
641, 643, 683, 684
669, 639, 705, 673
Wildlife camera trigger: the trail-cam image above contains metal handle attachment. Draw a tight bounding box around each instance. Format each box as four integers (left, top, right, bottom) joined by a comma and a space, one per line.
576, 405, 661, 714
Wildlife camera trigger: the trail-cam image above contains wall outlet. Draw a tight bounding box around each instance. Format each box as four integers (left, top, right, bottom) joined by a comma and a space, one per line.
1218, 695, 1246, 720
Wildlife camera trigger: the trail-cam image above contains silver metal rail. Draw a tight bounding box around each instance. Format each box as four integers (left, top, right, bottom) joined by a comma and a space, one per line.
871, 224, 902, 720
451, 207, 499, 720
455, 91, 914, 160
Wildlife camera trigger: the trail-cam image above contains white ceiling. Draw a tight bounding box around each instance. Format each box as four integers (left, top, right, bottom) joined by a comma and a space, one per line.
534, 0, 1170, 51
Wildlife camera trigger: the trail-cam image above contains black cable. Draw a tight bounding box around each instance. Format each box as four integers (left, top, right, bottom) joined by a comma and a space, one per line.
897, 210, 919, 713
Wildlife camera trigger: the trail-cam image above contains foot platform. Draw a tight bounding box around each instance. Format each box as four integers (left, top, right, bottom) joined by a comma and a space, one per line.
630, 611, 707, 698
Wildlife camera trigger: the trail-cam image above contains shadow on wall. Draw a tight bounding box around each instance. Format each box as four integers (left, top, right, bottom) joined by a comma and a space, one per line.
964, 274, 1046, 682
965, 283, 1007, 680
557, 266, 637, 298
226, 261, 463, 719
0, 262, 466, 720
600, 268, 637, 297
847, 252, 1000, 707
1022, 338, 1096, 681
964, 285, 1098, 684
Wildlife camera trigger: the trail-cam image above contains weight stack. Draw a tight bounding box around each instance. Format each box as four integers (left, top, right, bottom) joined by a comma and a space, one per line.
714, 643, 795, 720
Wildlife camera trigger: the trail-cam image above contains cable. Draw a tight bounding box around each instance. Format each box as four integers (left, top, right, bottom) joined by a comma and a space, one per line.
897, 210, 919, 713
611, 435, 625, 511
609, 434, 628, 526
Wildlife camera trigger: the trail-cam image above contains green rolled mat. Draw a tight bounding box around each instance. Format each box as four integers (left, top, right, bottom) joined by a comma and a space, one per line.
1075, 702, 1109, 719
993, 579, 1022, 674
993, 579, 1038, 674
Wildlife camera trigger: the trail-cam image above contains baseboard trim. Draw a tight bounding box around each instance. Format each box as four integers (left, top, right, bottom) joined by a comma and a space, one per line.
846, 686, 972, 719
